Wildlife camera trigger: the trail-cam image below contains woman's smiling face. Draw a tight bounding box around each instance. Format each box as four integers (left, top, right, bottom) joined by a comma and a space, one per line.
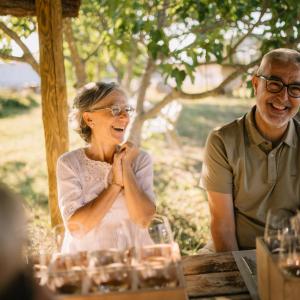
84, 90, 131, 144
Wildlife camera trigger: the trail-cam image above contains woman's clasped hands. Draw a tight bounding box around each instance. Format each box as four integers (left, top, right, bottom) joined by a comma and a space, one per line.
111, 141, 139, 188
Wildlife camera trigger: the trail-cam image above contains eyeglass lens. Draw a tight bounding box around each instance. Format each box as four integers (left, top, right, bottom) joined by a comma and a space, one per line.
265, 79, 300, 98
111, 105, 134, 117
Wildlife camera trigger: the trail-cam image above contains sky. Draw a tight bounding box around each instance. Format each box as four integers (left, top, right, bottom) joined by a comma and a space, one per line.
12, 32, 39, 56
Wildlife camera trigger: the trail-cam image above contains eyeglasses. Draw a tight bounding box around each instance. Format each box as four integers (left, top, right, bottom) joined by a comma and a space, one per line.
256, 74, 300, 98
87, 104, 135, 117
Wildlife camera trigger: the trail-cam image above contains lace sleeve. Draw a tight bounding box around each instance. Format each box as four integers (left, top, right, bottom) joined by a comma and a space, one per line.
56, 156, 86, 222
133, 151, 156, 203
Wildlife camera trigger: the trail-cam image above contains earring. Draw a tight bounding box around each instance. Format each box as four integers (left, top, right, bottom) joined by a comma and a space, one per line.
90, 122, 95, 128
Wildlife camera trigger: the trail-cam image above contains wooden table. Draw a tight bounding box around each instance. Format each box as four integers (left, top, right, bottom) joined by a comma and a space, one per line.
182, 252, 252, 300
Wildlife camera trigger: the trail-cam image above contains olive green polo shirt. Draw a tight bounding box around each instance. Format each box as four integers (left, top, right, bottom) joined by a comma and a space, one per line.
200, 106, 300, 249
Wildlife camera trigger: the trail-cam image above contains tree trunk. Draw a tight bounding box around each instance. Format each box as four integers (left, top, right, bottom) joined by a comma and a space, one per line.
123, 45, 137, 94
128, 115, 145, 146
136, 57, 156, 113
127, 57, 156, 145
63, 18, 87, 88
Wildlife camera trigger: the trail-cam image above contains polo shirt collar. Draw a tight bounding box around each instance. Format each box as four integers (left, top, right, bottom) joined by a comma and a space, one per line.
284, 118, 297, 148
245, 105, 297, 148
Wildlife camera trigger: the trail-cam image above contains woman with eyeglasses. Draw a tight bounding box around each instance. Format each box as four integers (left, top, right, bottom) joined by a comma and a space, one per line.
56, 82, 156, 253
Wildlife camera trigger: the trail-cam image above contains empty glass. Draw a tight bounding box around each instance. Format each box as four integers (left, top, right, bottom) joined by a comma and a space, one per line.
264, 208, 293, 253
278, 234, 300, 277
46, 252, 87, 294
47, 268, 85, 294
87, 263, 132, 293
147, 215, 174, 245
53, 222, 84, 253
136, 260, 178, 289
88, 249, 127, 268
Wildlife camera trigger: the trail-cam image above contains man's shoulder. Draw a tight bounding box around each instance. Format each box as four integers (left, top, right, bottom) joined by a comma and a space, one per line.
211, 114, 245, 141
293, 115, 300, 136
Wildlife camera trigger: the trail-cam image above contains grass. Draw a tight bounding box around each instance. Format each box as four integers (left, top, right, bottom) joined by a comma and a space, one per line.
0, 91, 254, 255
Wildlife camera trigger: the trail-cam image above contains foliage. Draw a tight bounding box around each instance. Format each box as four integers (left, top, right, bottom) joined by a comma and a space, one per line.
1, 1, 300, 87
73, 0, 300, 87
0, 91, 39, 118
65, 0, 300, 144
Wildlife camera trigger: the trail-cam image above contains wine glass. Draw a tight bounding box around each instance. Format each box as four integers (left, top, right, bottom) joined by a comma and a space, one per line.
136, 260, 178, 289
264, 208, 293, 253
53, 221, 83, 253
290, 211, 300, 235
87, 263, 132, 293
147, 215, 174, 244
278, 233, 300, 277
26, 224, 55, 282
136, 215, 180, 263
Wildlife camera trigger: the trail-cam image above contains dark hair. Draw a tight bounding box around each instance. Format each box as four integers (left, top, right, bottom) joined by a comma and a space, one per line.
70, 82, 123, 143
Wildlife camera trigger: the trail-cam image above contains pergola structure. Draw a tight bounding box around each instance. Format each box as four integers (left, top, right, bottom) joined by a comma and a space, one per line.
0, 0, 81, 227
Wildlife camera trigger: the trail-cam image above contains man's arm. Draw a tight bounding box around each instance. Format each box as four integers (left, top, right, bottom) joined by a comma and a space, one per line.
207, 190, 239, 252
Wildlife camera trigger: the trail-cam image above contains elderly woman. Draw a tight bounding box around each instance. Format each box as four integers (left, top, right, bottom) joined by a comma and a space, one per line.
57, 82, 156, 253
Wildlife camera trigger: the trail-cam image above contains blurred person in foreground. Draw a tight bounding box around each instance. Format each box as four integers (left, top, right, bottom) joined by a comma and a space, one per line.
0, 182, 52, 300
200, 48, 300, 251
57, 82, 156, 253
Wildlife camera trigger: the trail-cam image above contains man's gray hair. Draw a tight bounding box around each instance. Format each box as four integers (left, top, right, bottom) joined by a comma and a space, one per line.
257, 48, 300, 75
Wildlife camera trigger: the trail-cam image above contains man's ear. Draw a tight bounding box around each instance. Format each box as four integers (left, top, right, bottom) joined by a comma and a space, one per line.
252, 75, 258, 95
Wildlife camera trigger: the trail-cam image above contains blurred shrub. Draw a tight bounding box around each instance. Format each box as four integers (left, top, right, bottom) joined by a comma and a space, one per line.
0, 92, 39, 118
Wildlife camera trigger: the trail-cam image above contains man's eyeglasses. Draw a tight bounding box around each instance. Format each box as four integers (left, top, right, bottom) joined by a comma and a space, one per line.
256, 74, 300, 98
88, 104, 135, 117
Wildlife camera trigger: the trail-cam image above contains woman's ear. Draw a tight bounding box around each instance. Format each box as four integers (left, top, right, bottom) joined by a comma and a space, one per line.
83, 112, 94, 128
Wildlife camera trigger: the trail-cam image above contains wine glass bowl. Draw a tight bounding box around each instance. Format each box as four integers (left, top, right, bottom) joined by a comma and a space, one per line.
264, 208, 293, 253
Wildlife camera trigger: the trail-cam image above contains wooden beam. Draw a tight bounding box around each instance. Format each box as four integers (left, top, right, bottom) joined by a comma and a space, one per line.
36, 0, 69, 227
0, 0, 81, 17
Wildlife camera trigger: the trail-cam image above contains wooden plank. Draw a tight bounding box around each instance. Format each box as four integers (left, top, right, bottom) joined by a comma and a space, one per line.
182, 252, 238, 275
190, 294, 251, 300
36, 0, 69, 227
57, 287, 187, 300
185, 271, 247, 297
256, 237, 270, 300
0, 0, 81, 17
257, 237, 300, 300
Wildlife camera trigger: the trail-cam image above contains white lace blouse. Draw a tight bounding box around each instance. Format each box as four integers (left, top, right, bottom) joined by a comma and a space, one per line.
56, 148, 155, 253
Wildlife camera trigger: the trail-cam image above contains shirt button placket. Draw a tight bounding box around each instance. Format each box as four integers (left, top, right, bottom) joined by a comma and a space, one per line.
268, 151, 276, 183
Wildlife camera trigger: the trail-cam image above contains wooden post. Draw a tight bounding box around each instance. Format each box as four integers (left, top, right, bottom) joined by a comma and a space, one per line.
36, 0, 69, 227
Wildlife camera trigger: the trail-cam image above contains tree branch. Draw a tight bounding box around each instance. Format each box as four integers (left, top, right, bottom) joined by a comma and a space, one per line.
0, 21, 39, 74
223, 3, 267, 62
110, 60, 122, 83
83, 40, 102, 62
0, 52, 27, 63
178, 58, 261, 100
191, 19, 227, 35
142, 57, 261, 121
142, 89, 180, 120
63, 18, 87, 87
